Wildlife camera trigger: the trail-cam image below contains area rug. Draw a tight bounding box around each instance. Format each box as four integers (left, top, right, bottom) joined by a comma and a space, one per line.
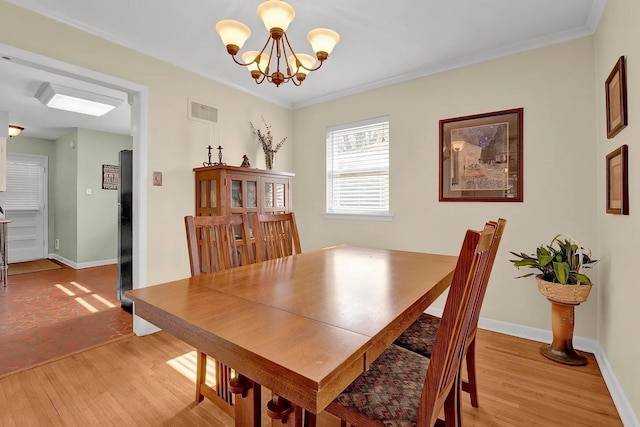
8, 259, 64, 276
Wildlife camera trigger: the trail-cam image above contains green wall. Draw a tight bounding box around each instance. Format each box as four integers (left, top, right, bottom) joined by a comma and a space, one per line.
76, 128, 132, 264
54, 130, 78, 262
11, 128, 133, 265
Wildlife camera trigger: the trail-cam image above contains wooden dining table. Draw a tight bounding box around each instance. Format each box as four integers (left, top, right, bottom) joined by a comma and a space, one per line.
126, 245, 457, 427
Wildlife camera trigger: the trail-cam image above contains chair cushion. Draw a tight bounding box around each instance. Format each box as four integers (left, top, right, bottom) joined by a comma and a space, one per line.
393, 313, 440, 358
332, 344, 429, 427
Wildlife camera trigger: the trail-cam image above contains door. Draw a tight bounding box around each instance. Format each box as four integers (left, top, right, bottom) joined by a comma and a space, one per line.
4, 153, 47, 263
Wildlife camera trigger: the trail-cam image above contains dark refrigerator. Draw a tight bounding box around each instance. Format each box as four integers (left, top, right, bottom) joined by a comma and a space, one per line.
117, 149, 133, 313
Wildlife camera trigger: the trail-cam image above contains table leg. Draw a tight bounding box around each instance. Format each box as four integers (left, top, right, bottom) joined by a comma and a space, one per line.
267, 394, 308, 427
230, 375, 262, 427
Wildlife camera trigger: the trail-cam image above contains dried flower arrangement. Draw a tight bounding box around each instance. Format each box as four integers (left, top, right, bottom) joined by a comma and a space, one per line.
250, 116, 287, 169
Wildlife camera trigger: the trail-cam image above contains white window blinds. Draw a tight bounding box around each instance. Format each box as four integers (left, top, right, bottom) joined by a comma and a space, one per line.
326, 117, 389, 215
5, 160, 43, 210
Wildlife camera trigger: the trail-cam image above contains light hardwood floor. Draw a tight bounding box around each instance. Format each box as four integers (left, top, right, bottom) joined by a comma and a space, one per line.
0, 329, 622, 426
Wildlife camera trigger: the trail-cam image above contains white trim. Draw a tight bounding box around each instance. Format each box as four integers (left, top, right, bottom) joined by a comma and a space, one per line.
321, 212, 393, 222
593, 343, 640, 427
1, 43, 152, 335
424, 307, 638, 425
50, 254, 116, 269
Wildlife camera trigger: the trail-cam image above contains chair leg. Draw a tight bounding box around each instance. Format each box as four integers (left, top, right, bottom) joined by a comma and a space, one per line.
464, 338, 479, 408
195, 351, 207, 402
443, 378, 461, 427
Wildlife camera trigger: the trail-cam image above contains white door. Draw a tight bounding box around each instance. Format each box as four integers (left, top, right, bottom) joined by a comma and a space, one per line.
4, 154, 47, 263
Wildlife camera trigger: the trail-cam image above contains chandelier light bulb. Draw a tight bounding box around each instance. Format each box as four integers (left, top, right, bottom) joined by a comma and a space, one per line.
257, 0, 295, 32
307, 28, 340, 59
243, 51, 270, 74
287, 53, 316, 76
216, 20, 251, 54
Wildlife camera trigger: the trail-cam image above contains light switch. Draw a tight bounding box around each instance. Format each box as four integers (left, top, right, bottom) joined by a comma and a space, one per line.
85, 188, 92, 195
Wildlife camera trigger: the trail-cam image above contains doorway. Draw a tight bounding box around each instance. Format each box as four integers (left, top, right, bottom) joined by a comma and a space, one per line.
0, 43, 150, 341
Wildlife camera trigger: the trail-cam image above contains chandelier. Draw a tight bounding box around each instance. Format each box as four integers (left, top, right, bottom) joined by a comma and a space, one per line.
215, 0, 340, 87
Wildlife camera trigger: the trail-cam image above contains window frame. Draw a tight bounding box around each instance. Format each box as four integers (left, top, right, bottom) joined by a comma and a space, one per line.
323, 116, 392, 221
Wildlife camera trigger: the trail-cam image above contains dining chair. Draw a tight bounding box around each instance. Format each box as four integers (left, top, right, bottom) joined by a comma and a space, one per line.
393, 218, 506, 408
251, 212, 301, 262
184, 213, 254, 416
326, 225, 496, 427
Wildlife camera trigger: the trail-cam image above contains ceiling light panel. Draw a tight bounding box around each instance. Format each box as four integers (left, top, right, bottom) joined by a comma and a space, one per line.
36, 82, 123, 117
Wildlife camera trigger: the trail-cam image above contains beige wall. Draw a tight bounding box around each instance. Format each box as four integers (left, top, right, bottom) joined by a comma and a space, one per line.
293, 37, 598, 337
595, 0, 640, 419
0, 2, 293, 284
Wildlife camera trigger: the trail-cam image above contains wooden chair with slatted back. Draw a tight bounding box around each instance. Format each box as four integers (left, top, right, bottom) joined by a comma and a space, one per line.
326, 225, 496, 427
184, 213, 254, 417
251, 212, 301, 262
394, 218, 506, 408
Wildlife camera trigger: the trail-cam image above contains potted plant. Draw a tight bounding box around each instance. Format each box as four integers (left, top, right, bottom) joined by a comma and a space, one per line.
510, 235, 598, 366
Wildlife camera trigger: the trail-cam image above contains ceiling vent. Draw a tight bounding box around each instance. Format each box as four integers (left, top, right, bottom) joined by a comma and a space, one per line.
188, 100, 218, 124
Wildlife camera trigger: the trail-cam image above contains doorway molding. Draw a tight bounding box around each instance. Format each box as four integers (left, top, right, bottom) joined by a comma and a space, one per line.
0, 43, 156, 335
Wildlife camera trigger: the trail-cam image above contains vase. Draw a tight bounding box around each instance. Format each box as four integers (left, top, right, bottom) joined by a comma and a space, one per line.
264, 150, 276, 170
535, 275, 592, 366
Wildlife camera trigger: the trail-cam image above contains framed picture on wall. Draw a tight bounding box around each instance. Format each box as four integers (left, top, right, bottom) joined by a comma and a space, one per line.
605, 56, 627, 139
102, 164, 119, 190
439, 108, 523, 202
606, 145, 628, 215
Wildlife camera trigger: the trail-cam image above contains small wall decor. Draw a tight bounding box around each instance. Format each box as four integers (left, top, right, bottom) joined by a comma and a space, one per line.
605, 56, 627, 139
606, 144, 628, 215
439, 108, 523, 202
241, 154, 251, 168
102, 164, 119, 190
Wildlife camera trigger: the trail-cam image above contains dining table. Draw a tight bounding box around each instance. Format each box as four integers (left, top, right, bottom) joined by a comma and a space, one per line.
126, 244, 457, 427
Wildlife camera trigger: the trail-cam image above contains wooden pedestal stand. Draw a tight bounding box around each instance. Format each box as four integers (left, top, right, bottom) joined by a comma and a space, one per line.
536, 276, 592, 366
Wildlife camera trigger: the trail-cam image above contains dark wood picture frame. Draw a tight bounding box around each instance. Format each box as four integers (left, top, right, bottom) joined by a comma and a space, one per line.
102, 164, 119, 190
606, 145, 628, 215
439, 108, 523, 202
605, 56, 627, 139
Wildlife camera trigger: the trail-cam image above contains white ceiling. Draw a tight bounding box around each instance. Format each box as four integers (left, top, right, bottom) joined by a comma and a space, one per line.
2, 0, 606, 140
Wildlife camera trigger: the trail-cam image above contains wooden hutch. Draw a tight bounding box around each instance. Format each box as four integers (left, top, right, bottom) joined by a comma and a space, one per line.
193, 165, 294, 232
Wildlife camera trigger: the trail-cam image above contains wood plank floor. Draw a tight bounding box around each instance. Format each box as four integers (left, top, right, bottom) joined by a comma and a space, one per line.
0, 329, 622, 426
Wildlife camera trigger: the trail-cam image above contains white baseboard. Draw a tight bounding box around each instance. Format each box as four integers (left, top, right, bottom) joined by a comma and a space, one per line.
424, 307, 638, 426
49, 254, 117, 269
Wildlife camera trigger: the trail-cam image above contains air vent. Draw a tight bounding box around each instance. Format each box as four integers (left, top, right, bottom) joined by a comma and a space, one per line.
189, 100, 218, 123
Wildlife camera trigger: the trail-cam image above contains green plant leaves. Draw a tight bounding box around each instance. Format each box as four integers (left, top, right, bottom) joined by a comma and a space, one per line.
553, 262, 570, 284
510, 235, 598, 285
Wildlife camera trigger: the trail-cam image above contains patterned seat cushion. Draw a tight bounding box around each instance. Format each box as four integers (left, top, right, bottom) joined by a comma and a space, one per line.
333, 344, 430, 427
393, 313, 440, 358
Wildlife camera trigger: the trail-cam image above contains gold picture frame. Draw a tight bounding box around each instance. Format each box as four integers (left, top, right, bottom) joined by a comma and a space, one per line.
606, 145, 628, 215
605, 56, 627, 139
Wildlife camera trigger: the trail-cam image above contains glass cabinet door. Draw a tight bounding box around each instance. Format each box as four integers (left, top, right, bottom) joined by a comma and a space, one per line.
264, 182, 274, 208
247, 181, 257, 208
231, 180, 243, 208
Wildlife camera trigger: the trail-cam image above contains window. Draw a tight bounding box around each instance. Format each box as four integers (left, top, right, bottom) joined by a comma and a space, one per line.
325, 117, 390, 219
5, 160, 43, 211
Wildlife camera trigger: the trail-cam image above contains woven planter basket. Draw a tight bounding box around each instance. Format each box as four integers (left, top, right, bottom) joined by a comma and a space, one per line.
535, 275, 592, 305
